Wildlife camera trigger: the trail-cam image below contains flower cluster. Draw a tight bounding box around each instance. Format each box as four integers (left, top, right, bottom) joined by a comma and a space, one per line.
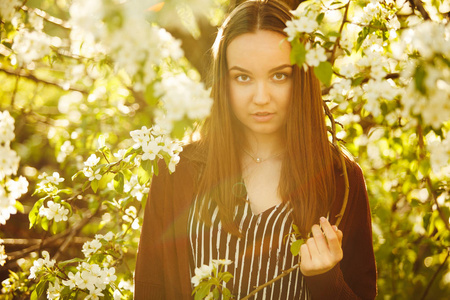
12, 29, 52, 66
36, 171, 65, 194
124, 175, 149, 201
69, 0, 184, 90
0, 111, 28, 225
62, 262, 117, 296
0, 0, 22, 22
191, 259, 232, 287
29, 251, 56, 280
39, 200, 70, 222
284, 0, 321, 40
82, 154, 102, 182
130, 125, 183, 172
399, 21, 450, 129
153, 73, 213, 132
81, 232, 114, 258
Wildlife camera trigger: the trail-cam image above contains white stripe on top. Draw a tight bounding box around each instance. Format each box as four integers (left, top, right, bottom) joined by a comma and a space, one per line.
188, 198, 310, 300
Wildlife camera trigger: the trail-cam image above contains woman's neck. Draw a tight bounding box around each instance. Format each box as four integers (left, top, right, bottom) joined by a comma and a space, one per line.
242, 132, 285, 159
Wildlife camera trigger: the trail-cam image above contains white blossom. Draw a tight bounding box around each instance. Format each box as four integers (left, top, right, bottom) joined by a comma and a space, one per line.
57, 140, 75, 163
5, 176, 28, 200
0, 146, 20, 181
39, 201, 69, 222
12, 29, 51, 66
0, 186, 17, 225
305, 45, 327, 67
191, 264, 213, 287
0, 111, 15, 145
130, 126, 152, 149
0, 0, 22, 22
62, 263, 117, 293
124, 175, 149, 201
84, 154, 101, 168
46, 278, 61, 300
28, 251, 56, 279
83, 167, 102, 181
0, 240, 7, 266
427, 133, 450, 176
153, 73, 212, 131
141, 140, 162, 161
82, 239, 102, 257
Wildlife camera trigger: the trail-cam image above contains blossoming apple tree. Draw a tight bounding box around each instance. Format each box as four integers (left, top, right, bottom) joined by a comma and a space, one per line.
0, 0, 449, 299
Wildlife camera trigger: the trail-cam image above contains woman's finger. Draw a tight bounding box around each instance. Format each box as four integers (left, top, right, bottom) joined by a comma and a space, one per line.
320, 217, 342, 256
311, 224, 327, 254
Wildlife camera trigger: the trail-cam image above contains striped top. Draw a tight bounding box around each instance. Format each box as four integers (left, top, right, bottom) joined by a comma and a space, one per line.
188, 197, 310, 299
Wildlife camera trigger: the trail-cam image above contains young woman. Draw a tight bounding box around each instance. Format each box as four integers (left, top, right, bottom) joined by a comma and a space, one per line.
135, 1, 377, 299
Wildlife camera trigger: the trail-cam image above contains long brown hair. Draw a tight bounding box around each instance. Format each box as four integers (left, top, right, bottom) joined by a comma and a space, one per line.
196, 0, 336, 238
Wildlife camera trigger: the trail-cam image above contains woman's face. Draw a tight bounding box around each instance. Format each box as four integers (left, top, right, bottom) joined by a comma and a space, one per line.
227, 30, 293, 140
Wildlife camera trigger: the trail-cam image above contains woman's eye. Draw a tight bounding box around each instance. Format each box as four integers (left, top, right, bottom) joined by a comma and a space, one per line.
236, 75, 251, 82
272, 73, 287, 81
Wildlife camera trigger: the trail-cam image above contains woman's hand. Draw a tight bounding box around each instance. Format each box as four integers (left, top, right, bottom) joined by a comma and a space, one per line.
300, 217, 343, 277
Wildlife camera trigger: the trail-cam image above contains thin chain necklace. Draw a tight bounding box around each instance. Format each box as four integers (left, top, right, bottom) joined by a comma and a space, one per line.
242, 148, 284, 163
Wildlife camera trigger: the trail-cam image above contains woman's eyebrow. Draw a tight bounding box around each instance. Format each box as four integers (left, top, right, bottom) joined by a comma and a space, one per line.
228, 64, 292, 73
228, 66, 250, 73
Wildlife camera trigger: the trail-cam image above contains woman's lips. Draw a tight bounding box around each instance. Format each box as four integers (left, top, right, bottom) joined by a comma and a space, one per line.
252, 112, 274, 122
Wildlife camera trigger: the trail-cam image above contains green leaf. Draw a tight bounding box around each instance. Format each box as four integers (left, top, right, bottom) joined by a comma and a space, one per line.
290, 39, 306, 67
14, 201, 24, 213
33, 277, 49, 300
30, 289, 38, 300
71, 170, 84, 181
290, 239, 304, 256
41, 218, 49, 231
414, 64, 426, 94
51, 220, 58, 234
195, 283, 212, 300
316, 12, 325, 24
91, 180, 99, 193
58, 257, 84, 267
29, 198, 45, 229
123, 169, 133, 181
352, 76, 365, 87
153, 159, 159, 176
213, 287, 220, 299
114, 172, 125, 193
220, 272, 233, 283
222, 287, 232, 300
314, 61, 333, 86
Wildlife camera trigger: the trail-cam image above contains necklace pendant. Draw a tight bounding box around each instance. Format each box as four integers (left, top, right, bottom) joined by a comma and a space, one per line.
255, 157, 261, 163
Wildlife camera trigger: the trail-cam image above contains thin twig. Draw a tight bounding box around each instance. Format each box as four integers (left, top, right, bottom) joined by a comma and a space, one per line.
330, 1, 350, 65
420, 247, 450, 300
241, 264, 300, 300
10, 73, 20, 107
322, 101, 349, 226
417, 124, 450, 232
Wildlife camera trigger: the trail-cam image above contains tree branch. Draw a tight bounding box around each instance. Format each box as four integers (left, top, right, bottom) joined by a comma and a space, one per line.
21, 5, 71, 29
0, 68, 88, 95
407, 0, 430, 20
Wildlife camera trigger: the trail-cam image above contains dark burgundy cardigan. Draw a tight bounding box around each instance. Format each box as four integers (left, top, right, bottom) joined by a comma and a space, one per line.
134, 145, 377, 299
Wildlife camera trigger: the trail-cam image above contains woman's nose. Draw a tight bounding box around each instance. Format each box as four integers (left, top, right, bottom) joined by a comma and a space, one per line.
252, 81, 270, 105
